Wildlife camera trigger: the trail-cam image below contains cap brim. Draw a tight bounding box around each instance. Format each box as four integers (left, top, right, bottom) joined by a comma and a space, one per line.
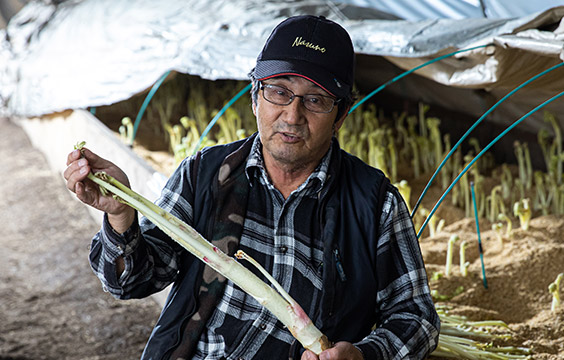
253, 59, 350, 98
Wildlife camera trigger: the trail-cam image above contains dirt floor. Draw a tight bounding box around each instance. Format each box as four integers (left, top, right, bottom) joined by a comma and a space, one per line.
2, 114, 564, 359
0, 118, 162, 360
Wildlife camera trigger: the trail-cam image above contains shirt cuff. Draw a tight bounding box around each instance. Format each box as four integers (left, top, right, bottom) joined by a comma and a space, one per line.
100, 211, 140, 261
355, 341, 381, 360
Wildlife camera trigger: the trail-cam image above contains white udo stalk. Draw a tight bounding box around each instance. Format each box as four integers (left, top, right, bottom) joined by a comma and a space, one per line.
459, 240, 469, 277
86, 171, 330, 354
444, 234, 459, 277
549, 273, 563, 312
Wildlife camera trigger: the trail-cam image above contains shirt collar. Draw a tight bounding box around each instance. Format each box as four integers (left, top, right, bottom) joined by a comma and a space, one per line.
245, 135, 332, 194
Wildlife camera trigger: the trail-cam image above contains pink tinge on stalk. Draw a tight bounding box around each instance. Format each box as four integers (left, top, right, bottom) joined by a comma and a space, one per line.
288, 300, 331, 352
289, 299, 310, 326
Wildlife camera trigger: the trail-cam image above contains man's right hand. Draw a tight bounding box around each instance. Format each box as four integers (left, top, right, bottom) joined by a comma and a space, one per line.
64, 147, 136, 233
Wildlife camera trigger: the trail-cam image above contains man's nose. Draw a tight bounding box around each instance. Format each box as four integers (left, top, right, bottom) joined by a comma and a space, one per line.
283, 96, 307, 125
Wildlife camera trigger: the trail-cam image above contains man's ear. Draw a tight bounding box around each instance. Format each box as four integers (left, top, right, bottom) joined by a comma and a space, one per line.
252, 101, 257, 117
333, 106, 350, 133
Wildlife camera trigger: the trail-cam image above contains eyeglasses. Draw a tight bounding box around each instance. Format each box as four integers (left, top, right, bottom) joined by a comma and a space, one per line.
260, 83, 340, 114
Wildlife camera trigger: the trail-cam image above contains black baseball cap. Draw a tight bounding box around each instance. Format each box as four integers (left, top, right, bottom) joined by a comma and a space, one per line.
252, 15, 355, 99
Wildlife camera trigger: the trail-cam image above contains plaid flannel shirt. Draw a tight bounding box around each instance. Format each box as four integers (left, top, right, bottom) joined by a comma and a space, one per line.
89, 136, 439, 359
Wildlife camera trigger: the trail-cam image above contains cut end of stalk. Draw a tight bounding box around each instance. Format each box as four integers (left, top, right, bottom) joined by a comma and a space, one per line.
288, 326, 331, 355
316, 334, 332, 352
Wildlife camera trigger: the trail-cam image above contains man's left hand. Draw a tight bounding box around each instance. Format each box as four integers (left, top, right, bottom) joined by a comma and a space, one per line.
301, 341, 364, 360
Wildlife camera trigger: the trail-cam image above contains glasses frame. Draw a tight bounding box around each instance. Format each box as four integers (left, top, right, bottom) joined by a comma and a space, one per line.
259, 82, 341, 114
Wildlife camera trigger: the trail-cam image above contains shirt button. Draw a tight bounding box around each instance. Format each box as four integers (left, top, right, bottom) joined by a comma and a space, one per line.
259, 323, 267, 330
279, 245, 288, 254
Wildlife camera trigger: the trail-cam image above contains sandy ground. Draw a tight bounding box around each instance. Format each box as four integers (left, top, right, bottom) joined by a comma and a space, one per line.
1, 115, 564, 359
0, 118, 161, 360
422, 215, 564, 359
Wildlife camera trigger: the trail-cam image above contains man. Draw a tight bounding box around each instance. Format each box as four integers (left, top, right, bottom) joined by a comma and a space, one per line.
65, 15, 439, 360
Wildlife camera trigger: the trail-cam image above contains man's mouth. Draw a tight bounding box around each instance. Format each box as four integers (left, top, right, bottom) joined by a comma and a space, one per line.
279, 132, 301, 142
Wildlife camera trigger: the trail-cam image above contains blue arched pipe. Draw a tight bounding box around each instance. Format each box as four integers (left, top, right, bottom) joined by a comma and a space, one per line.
417, 90, 564, 239
348, 44, 490, 114
192, 82, 252, 154
132, 70, 171, 143
411, 61, 564, 218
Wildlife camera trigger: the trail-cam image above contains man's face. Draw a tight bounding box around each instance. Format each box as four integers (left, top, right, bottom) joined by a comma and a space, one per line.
252, 76, 345, 172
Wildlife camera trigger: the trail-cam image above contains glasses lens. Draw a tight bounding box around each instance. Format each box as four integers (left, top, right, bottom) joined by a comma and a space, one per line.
261, 84, 337, 113
263, 85, 292, 105
302, 95, 335, 113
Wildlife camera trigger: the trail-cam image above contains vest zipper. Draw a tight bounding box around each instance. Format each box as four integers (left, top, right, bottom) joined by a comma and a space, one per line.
333, 248, 347, 282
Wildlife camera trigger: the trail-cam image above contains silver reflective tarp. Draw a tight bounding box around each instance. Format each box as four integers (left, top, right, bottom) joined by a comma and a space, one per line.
0, 0, 563, 128
335, 0, 564, 20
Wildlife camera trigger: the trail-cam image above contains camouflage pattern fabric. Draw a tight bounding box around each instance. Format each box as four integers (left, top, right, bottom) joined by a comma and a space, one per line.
170, 143, 251, 359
